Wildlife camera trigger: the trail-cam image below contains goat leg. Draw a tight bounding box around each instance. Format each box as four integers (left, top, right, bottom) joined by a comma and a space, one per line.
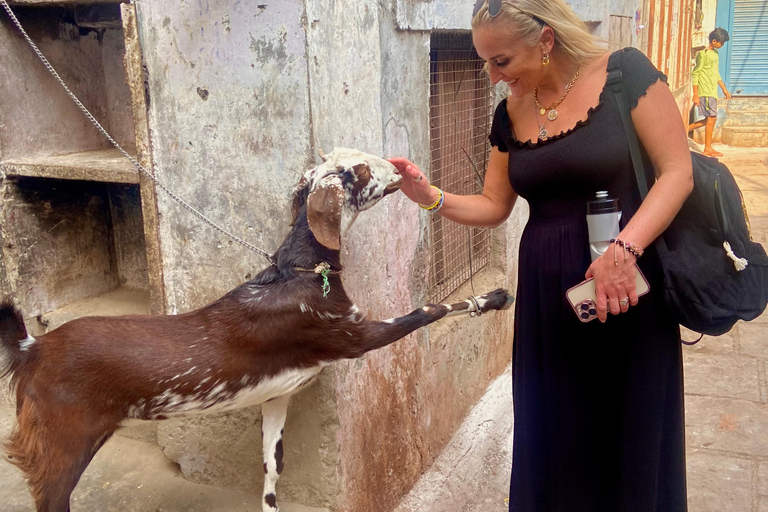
8, 397, 115, 512
350, 288, 513, 357
260, 394, 290, 512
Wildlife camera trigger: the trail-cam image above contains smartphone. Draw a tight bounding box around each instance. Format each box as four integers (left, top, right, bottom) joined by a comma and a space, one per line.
566, 267, 650, 323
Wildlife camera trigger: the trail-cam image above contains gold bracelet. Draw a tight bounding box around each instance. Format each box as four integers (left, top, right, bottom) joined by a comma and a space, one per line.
419, 186, 443, 211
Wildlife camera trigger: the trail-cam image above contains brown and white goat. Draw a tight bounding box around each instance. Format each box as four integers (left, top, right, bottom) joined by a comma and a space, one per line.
0, 148, 513, 512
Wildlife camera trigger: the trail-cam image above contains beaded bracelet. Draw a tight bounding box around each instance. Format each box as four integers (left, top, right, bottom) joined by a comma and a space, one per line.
419, 186, 444, 212
433, 188, 446, 213
610, 238, 644, 258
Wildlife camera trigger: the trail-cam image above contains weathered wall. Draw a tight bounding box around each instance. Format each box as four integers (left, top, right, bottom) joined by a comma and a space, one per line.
133, 0, 345, 506
135, 0, 313, 312
0, 6, 147, 321
0, 0, 516, 508
394, 0, 645, 44
0, 178, 119, 323
131, 0, 517, 510
0, 7, 133, 159
304, 2, 516, 510
693, 0, 719, 49
569, 0, 643, 42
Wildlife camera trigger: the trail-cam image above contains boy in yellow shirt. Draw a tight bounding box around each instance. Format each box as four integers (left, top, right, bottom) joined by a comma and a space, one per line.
687, 28, 732, 157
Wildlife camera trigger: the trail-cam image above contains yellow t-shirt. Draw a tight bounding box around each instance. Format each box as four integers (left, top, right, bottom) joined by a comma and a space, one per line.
691, 48, 722, 98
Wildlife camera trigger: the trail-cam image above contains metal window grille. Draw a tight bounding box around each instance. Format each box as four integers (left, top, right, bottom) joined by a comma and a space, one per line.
428, 33, 494, 302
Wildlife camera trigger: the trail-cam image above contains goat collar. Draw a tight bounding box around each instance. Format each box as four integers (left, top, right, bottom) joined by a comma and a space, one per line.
293, 262, 342, 275
293, 262, 340, 298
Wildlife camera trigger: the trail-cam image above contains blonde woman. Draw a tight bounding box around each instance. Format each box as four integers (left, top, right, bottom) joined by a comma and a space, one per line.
389, 0, 692, 510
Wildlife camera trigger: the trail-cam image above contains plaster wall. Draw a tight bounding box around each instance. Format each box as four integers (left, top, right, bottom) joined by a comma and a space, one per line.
134, 0, 313, 313
303, 2, 516, 509
693, 0, 719, 49
393, 0, 645, 45
0, 178, 119, 320
132, 0, 345, 506
128, 0, 518, 510
0, 7, 134, 160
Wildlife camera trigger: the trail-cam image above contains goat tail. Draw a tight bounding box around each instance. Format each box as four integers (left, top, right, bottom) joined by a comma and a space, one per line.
0, 295, 30, 382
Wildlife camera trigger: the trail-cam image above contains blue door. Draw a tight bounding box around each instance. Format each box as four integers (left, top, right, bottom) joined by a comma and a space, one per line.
717, 0, 768, 95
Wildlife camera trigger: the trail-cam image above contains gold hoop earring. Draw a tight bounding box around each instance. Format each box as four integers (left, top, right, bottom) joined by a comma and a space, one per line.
542, 52, 550, 65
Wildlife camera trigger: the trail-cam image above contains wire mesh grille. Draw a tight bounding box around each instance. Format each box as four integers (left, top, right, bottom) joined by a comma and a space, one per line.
428, 32, 494, 303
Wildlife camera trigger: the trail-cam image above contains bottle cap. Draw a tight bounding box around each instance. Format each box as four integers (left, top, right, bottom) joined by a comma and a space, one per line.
587, 191, 620, 214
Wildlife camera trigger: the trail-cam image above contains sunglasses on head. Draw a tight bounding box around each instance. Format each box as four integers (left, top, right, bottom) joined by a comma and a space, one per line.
472, 0, 545, 25
472, 0, 504, 17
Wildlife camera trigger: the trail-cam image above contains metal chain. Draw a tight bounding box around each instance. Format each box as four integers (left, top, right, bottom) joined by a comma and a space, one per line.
0, 1, 274, 262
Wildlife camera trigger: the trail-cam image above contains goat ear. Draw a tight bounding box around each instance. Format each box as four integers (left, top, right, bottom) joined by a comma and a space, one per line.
306, 176, 344, 250
290, 174, 311, 226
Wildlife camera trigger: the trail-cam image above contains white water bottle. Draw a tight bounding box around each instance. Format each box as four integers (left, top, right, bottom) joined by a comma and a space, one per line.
586, 191, 621, 262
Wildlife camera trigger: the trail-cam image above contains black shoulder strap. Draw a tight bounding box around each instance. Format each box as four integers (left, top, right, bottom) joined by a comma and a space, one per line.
606, 49, 667, 252
606, 50, 649, 199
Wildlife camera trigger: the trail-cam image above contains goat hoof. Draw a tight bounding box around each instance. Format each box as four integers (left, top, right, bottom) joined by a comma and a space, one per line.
479, 288, 514, 312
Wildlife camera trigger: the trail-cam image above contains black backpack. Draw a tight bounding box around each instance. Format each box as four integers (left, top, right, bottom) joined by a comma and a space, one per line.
607, 50, 768, 338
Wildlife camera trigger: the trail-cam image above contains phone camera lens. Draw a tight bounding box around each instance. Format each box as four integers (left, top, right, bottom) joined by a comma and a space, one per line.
580, 303, 589, 311
589, 309, 597, 315
580, 312, 589, 319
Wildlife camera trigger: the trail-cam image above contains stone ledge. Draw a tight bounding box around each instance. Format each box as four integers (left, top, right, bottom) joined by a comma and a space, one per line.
722, 126, 768, 148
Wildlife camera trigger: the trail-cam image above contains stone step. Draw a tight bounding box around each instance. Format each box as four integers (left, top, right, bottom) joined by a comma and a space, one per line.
724, 110, 768, 127
723, 96, 768, 111
691, 128, 723, 145
0, 407, 329, 512
721, 126, 768, 148
394, 365, 514, 512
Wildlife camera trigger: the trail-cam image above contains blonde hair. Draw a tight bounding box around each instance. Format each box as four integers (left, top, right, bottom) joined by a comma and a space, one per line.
472, 0, 605, 64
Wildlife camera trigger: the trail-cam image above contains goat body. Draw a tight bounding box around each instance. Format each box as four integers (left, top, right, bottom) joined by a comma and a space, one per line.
0, 148, 513, 512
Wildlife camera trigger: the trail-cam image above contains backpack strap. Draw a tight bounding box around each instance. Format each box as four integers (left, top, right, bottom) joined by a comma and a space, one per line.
605, 49, 667, 253
606, 50, 649, 199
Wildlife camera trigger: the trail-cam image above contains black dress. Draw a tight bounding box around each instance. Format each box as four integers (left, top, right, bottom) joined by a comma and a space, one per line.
490, 48, 687, 512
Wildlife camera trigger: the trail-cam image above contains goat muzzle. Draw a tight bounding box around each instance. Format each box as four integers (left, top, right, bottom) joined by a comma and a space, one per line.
384, 177, 403, 196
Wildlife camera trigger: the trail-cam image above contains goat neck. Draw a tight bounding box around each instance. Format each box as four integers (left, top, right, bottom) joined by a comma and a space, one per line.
272, 204, 341, 275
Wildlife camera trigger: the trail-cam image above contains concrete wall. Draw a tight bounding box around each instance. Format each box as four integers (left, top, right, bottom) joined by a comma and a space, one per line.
693, 0, 719, 49
131, 0, 345, 505
0, 6, 149, 325
0, 7, 133, 160
130, 0, 516, 510
394, 0, 644, 40
135, 0, 313, 313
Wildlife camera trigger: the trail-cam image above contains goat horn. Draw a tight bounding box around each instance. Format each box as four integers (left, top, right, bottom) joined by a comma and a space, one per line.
318, 148, 328, 162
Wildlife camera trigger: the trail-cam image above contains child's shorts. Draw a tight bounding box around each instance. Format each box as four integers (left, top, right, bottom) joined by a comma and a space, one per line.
698, 96, 718, 118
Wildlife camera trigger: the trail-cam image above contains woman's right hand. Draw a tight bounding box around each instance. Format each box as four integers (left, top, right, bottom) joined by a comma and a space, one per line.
387, 157, 440, 206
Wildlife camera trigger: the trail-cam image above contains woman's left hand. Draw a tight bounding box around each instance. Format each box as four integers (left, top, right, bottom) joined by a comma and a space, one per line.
585, 245, 639, 322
